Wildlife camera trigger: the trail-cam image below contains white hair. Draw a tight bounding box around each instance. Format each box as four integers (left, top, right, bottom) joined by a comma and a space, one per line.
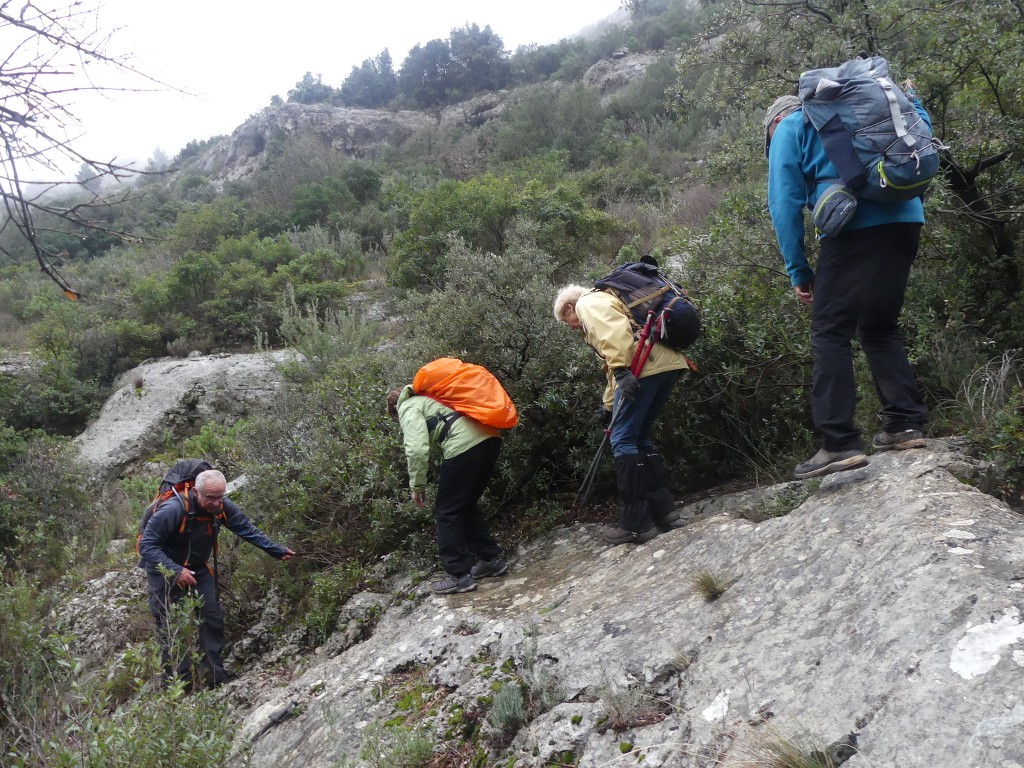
195, 469, 225, 492
553, 284, 590, 323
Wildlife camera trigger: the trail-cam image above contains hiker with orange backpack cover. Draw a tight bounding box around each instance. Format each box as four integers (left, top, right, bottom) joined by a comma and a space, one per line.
386, 359, 516, 595
139, 468, 294, 688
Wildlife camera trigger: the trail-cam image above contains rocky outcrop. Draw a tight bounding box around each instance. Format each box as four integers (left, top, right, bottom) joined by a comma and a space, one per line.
73, 351, 297, 479
191, 50, 660, 183
582, 51, 661, 97
194, 104, 436, 181
438, 91, 511, 132
200, 438, 1022, 768
0, 351, 35, 376
62, 564, 147, 664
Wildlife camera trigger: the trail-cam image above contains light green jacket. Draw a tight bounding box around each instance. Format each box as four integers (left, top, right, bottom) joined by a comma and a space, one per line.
395, 385, 500, 491
575, 289, 691, 409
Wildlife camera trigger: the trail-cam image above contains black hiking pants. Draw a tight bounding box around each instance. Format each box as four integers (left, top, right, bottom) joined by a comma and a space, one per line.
811, 222, 928, 451
435, 437, 503, 577
147, 567, 227, 687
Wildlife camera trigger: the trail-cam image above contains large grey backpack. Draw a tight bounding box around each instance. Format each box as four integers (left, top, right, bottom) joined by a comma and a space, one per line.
799, 56, 942, 203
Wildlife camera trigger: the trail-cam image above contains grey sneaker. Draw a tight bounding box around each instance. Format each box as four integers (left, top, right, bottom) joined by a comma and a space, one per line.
794, 448, 868, 480
431, 572, 476, 595
470, 557, 508, 579
604, 526, 658, 546
872, 428, 926, 452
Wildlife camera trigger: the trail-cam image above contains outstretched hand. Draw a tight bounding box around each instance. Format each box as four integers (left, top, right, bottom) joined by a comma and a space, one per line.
280, 549, 295, 561
175, 568, 197, 588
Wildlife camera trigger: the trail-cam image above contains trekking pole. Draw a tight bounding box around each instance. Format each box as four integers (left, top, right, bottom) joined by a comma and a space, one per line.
573, 311, 657, 509
574, 397, 623, 509
631, 310, 659, 376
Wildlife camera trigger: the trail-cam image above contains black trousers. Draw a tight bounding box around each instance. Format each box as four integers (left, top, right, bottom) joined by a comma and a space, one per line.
147, 567, 226, 686
435, 437, 503, 576
811, 222, 928, 451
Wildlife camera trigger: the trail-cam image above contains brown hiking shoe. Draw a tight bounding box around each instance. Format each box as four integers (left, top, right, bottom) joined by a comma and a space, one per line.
604, 525, 658, 546
871, 428, 926, 451
794, 448, 868, 480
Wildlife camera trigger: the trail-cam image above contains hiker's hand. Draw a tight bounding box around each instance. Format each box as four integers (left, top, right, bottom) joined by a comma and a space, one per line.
280, 549, 295, 561
175, 568, 197, 588
411, 489, 427, 508
793, 283, 814, 306
593, 407, 613, 426
614, 368, 640, 402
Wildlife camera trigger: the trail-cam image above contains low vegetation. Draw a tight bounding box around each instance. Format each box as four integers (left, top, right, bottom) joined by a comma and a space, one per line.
687, 567, 734, 602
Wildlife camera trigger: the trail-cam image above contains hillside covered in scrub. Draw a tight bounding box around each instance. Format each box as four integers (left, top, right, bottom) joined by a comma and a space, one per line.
1, 0, 1023, 765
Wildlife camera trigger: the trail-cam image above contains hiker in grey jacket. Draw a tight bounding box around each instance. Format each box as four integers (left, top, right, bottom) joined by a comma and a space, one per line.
387, 385, 507, 595
139, 469, 293, 688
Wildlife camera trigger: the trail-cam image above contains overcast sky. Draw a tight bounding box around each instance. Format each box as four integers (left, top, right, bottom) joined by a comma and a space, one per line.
71, 0, 622, 169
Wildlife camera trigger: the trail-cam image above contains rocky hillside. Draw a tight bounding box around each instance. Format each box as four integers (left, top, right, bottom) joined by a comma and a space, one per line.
187, 52, 663, 183
69, 434, 1024, 767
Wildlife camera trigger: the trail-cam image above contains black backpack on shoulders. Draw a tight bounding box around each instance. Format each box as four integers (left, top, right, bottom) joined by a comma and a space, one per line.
135, 458, 214, 562
594, 255, 701, 351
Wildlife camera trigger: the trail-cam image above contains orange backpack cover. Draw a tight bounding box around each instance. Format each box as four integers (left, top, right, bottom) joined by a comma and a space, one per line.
412, 358, 518, 429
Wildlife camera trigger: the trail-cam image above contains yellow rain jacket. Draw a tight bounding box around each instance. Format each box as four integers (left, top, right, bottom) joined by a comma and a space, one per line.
575, 289, 691, 409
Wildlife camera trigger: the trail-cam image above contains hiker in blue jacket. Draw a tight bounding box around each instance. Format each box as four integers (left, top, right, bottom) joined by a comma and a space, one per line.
139, 469, 293, 688
765, 83, 929, 480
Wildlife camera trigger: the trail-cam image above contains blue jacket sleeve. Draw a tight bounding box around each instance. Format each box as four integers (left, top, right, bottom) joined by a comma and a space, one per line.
138, 496, 186, 576
767, 113, 815, 287
222, 500, 289, 558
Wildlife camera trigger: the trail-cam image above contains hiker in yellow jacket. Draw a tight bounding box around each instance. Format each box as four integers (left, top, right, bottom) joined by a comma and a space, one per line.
387, 385, 507, 595
555, 286, 690, 545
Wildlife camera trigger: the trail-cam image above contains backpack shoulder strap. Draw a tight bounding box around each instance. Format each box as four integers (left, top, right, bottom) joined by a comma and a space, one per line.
425, 411, 464, 442
172, 489, 193, 534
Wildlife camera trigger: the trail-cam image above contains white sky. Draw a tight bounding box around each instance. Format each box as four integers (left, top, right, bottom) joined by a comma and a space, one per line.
70, 0, 623, 169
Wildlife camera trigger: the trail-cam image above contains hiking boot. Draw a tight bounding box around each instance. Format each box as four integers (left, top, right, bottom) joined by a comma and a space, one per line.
643, 452, 681, 531
431, 572, 476, 595
871, 428, 926, 452
794, 448, 868, 480
649, 486, 683, 531
654, 507, 685, 532
604, 525, 658, 546
470, 557, 508, 579
613, 453, 657, 534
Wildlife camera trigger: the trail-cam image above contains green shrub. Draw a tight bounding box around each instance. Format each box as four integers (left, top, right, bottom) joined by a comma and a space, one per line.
0, 427, 98, 579
487, 684, 526, 734
663, 187, 819, 482
2, 580, 236, 768
977, 378, 1024, 505
304, 561, 369, 647
181, 419, 250, 479
597, 681, 666, 732
358, 720, 434, 768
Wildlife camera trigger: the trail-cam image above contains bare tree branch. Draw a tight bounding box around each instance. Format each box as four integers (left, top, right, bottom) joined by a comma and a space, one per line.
0, 0, 173, 298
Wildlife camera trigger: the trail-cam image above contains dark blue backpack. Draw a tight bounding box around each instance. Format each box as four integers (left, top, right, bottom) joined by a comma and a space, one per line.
594, 256, 701, 351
